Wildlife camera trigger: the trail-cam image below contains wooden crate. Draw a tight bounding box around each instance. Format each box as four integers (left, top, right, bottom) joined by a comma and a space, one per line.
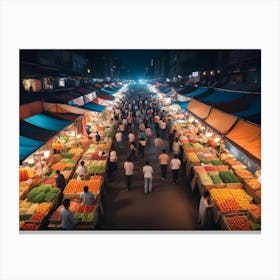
221, 212, 252, 231
226, 183, 243, 189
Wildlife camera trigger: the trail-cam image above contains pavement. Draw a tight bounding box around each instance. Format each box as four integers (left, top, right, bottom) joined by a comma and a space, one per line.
99, 121, 210, 231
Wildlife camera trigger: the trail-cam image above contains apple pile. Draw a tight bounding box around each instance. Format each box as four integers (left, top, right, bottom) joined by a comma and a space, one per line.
225, 215, 252, 230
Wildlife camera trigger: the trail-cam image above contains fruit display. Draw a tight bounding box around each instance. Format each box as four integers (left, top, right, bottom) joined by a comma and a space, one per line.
20, 214, 32, 221
22, 223, 40, 230
248, 204, 261, 220
224, 215, 252, 230
228, 188, 253, 211
186, 152, 200, 163
209, 174, 223, 184
19, 221, 25, 229
44, 177, 56, 185
215, 198, 241, 213
193, 166, 207, 174
215, 165, 229, 172
88, 160, 106, 174
198, 173, 213, 185
219, 171, 240, 183
25, 203, 39, 215
63, 178, 102, 195
51, 162, 67, 171
19, 167, 35, 181
68, 147, 84, 155
29, 213, 45, 223
204, 166, 218, 172
244, 179, 261, 190
210, 160, 224, 166
36, 202, 52, 215
234, 169, 254, 179
27, 185, 60, 203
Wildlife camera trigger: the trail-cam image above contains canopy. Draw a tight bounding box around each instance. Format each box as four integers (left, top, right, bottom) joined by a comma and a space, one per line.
43, 111, 82, 122
20, 101, 43, 120
225, 120, 261, 161
24, 113, 72, 131
177, 101, 189, 111
187, 99, 211, 119
205, 108, 238, 134
100, 88, 115, 95
20, 120, 57, 142
20, 136, 44, 162
80, 102, 106, 112
97, 93, 115, 101
186, 87, 209, 97
158, 85, 171, 93
226, 120, 261, 147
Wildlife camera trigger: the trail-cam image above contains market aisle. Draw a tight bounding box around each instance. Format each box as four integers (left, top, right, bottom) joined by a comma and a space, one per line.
100, 123, 202, 230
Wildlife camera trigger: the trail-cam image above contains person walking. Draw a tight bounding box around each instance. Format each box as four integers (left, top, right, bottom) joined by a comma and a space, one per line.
158, 149, 169, 181
143, 160, 153, 194
124, 157, 134, 191
129, 141, 137, 161
172, 138, 181, 157
108, 149, 118, 180
170, 154, 181, 183
168, 129, 176, 153
145, 126, 152, 147
115, 129, 123, 152
55, 170, 66, 191
128, 130, 135, 143
154, 134, 163, 155
60, 199, 76, 230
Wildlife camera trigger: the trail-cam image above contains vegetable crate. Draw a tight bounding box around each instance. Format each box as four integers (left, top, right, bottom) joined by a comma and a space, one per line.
221, 212, 252, 231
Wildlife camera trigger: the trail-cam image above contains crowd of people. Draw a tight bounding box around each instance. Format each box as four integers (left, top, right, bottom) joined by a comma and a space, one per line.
57, 90, 213, 230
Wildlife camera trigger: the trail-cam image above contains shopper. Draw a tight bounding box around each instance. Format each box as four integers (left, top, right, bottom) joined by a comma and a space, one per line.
145, 126, 152, 146
95, 131, 101, 142
108, 149, 118, 178
55, 170, 66, 191
159, 119, 167, 139
198, 190, 214, 228
124, 157, 134, 191
172, 138, 181, 157
158, 149, 169, 181
129, 141, 137, 161
170, 154, 181, 183
60, 199, 76, 230
154, 134, 163, 155
80, 186, 96, 205
168, 129, 176, 153
115, 129, 123, 151
76, 161, 88, 180
143, 160, 153, 194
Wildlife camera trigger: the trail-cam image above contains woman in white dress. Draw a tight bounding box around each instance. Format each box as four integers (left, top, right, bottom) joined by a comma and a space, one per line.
198, 190, 214, 228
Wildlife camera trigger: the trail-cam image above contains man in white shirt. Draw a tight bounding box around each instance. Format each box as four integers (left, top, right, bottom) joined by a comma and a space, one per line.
143, 160, 153, 194
170, 154, 181, 183
76, 161, 88, 180
124, 157, 134, 191
115, 130, 123, 151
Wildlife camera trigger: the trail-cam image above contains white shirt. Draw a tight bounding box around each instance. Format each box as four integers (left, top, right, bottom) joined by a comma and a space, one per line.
143, 165, 153, 178
115, 132, 122, 142
80, 191, 95, 205
128, 133, 135, 143
109, 150, 117, 162
76, 165, 88, 176
170, 158, 181, 170
172, 141, 181, 154
124, 161, 134, 175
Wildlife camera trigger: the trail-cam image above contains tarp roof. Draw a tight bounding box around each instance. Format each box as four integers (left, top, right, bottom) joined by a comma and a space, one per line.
186, 87, 209, 97
193, 88, 261, 125
176, 101, 189, 111
225, 120, 261, 161
187, 99, 211, 119
20, 120, 57, 142
158, 85, 172, 93
100, 88, 115, 95
205, 108, 238, 134
80, 102, 106, 112
97, 93, 115, 101
20, 136, 44, 162
43, 111, 82, 122
24, 112, 72, 131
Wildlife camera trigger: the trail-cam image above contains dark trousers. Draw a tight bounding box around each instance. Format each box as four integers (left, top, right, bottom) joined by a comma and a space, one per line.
161, 164, 167, 178
126, 175, 132, 190
172, 169, 179, 183
130, 150, 136, 160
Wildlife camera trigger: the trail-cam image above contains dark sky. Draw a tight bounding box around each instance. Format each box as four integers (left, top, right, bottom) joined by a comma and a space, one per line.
112, 50, 164, 78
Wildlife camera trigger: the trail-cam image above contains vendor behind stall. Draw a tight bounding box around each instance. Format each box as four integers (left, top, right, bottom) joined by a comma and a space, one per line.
76, 161, 88, 180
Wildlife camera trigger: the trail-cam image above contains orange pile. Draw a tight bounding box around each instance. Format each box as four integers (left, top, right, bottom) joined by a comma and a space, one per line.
64, 178, 102, 195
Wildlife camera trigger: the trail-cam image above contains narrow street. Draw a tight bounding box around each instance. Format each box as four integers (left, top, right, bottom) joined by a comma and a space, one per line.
101, 119, 202, 230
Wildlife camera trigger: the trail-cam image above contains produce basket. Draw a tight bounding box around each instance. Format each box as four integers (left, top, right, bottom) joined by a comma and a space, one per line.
221, 212, 252, 231
244, 184, 261, 205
